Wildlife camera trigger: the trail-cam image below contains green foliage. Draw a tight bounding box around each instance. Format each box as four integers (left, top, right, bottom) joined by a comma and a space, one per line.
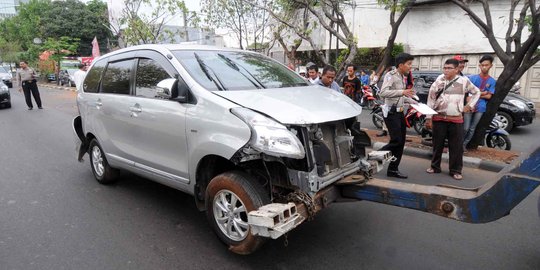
42, 36, 80, 63
0, 38, 22, 64
391, 43, 404, 57
335, 48, 349, 68
0, 0, 112, 57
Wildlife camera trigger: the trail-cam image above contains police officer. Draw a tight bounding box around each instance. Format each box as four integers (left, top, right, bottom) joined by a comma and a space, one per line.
378, 53, 416, 178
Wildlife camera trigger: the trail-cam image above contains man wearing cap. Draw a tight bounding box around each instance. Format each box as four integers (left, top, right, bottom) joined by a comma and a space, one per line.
453, 55, 468, 76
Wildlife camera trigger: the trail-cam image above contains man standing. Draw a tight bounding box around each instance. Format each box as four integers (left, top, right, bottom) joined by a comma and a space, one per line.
453, 55, 468, 76
378, 53, 416, 179
341, 64, 362, 103
425, 59, 480, 180
307, 65, 320, 84
463, 55, 496, 150
316, 65, 341, 93
360, 70, 370, 86
73, 63, 88, 92
17, 61, 42, 110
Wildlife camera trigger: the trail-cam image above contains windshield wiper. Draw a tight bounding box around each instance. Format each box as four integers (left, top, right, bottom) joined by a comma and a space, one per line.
194, 52, 226, 91
217, 53, 266, 89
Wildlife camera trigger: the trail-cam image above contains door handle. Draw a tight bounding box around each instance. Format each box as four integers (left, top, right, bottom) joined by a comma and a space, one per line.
95, 99, 103, 108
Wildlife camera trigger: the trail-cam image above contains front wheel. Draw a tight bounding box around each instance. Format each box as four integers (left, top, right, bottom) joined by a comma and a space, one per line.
367, 100, 376, 110
372, 111, 384, 129
495, 111, 514, 132
206, 171, 269, 255
486, 134, 512, 150
88, 139, 119, 184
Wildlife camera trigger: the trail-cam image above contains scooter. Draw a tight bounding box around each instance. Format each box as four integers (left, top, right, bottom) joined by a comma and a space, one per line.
420, 115, 512, 150
361, 85, 377, 109
371, 100, 384, 129
404, 105, 426, 135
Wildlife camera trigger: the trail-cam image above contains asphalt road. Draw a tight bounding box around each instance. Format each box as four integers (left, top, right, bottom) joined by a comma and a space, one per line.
1, 87, 539, 270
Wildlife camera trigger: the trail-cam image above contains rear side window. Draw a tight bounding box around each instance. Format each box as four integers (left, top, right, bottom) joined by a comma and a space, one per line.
135, 58, 173, 98
83, 60, 107, 93
101, 59, 134, 95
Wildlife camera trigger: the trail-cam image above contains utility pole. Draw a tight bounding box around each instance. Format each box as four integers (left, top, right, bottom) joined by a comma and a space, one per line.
183, 9, 189, 42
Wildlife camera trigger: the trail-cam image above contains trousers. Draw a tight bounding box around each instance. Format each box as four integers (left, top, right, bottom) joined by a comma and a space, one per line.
463, 112, 483, 147
380, 111, 406, 171
431, 120, 463, 175
22, 80, 42, 108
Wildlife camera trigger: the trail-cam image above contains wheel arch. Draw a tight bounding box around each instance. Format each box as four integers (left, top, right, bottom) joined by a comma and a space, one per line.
193, 154, 238, 211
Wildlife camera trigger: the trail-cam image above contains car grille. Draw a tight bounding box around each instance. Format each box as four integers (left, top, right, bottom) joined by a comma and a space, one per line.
526, 102, 535, 110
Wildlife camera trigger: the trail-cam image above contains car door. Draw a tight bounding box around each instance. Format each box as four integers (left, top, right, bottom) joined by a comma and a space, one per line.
124, 52, 189, 182
95, 58, 137, 162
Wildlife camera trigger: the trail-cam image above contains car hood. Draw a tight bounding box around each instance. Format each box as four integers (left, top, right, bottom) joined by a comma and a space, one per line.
213, 86, 362, 124
506, 92, 533, 103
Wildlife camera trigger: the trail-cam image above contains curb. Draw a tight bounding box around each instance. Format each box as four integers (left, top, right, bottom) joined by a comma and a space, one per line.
372, 141, 506, 172
37, 83, 75, 92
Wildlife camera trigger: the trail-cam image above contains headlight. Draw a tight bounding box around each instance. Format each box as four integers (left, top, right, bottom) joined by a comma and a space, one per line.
1, 76, 10, 80
231, 107, 305, 159
508, 99, 527, 110
0, 85, 8, 92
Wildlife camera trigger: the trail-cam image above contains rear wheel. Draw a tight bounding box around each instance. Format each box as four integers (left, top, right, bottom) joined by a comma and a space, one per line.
206, 171, 269, 255
367, 100, 376, 110
372, 111, 384, 129
486, 134, 511, 150
88, 139, 119, 184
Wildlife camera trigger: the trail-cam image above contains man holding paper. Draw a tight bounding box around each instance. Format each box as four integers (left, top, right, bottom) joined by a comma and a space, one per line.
378, 53, 417, 179
425, 58, 480, 180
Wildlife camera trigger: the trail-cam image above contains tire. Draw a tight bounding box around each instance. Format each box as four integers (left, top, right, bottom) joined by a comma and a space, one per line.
495, 111, 514, 132
413, 116, 426, 135
486, 134, 511, 150
206, 171, 270, 255
6, 102, 11, 108
88, 139, 119, 184
372, 111, 384, 129
367, 100, 375, 110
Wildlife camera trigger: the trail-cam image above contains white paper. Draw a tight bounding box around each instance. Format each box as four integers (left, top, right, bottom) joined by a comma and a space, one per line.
381, 104, 389, 118
411, 103, 438, 115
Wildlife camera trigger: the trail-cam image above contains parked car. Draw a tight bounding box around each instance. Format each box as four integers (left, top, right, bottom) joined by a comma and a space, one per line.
47, 73, 56, 82
0, 66, 13, 88
0, 81, 11, 108
412, 70, 535, 132
72, 44, 389, 254
59, 69, 77, 87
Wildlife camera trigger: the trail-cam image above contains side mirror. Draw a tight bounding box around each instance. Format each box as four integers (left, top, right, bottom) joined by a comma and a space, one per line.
156, 78, 176, 99
171, 75, 191, 103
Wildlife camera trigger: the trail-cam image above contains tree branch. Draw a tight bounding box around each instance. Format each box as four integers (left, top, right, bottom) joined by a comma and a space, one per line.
512, 1, 530, 53
505, 0, 519, 53
450, 0, 509, 63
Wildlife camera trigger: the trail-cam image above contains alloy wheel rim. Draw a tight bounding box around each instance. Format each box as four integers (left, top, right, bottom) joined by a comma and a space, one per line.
495, 115, 509, 130
213, 190, 249, 241
91, 146, 105, 177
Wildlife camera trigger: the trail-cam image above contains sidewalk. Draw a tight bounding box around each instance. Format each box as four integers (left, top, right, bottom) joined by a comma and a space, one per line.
37, 81, 76, 92
366, 129, 516, 172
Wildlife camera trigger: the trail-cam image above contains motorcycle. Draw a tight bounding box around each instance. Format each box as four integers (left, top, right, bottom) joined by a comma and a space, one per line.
404, 105, 426, 135
361, 85, 377, 109
420, 115, 511, 150
371, 100, 384, 129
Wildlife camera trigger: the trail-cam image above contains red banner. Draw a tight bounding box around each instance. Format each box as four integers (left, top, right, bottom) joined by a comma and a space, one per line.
92, 37, 100, 58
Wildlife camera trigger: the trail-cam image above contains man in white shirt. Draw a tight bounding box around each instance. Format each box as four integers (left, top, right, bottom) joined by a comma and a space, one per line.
73, 64, 87, 92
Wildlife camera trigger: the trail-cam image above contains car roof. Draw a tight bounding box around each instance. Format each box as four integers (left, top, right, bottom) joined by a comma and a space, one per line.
98, 44, 250, 60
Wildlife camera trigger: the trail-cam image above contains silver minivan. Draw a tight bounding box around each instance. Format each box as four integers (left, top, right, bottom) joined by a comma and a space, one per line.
73, 44, 389, 254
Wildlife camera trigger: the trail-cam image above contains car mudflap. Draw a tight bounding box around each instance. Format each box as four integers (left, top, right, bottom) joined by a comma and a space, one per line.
72, 116, 88, 162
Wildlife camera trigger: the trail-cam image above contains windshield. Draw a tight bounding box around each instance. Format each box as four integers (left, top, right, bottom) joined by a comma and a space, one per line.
0, 67, 7, 73
173, 50, 308, 91
67, 69, 77, 75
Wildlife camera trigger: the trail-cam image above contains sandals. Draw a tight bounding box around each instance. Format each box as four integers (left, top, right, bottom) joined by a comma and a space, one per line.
452, 173, 463, 180
426, 167, 440, 174
427, 168, 462, 180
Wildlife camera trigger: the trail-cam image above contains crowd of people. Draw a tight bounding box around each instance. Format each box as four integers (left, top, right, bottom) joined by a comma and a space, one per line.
298, 52, 497, 181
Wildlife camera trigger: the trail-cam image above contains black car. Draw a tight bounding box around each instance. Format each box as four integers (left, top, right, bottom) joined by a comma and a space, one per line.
412, 70, 535, 132
0, 81, 11, 108
59, 69, 76, 87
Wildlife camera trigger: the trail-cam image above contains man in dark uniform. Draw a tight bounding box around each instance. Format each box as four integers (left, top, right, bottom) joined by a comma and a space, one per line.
17, 61, 42, 110
378, 53, 416, 178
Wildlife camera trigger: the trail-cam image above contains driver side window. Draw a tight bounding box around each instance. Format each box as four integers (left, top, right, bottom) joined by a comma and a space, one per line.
135, 58, 174, 99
